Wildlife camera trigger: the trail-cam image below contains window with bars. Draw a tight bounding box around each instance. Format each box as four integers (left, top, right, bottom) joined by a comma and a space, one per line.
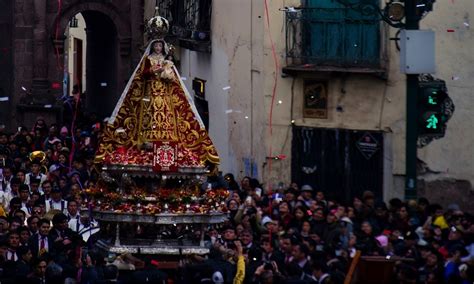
157, 0, 212, 47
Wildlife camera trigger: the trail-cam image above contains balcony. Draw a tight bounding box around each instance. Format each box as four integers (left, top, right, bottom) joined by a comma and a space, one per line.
283, 6, 386, 76
158, 0, 212, 53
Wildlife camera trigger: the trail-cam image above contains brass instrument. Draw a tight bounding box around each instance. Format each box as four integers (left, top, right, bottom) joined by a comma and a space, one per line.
29, 151, 48, 174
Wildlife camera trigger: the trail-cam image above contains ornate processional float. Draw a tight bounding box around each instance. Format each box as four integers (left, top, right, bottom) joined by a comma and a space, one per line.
88, 15, 228, 255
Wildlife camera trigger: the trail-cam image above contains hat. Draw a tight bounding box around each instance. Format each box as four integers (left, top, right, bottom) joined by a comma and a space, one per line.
47, 138, 62, 144
340, 217, 353, 224
49, 164, 61, 172
262, 216, 275, 226
301, 184, 313, 192
261, 216, 275, 227
60, 147, 70, 153
417, 239, 429, 247
212, 271, 224, 284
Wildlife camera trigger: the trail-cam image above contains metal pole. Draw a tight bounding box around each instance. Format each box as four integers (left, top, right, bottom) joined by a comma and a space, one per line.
404, 0, 419, 201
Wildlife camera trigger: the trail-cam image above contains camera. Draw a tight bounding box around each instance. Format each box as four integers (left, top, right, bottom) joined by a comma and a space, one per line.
246, 207, 257, 216
263, 261, 273, 270
226, 240, 237, 250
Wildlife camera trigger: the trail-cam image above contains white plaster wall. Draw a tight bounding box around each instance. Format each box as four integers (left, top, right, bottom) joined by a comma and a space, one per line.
179, 48, 231, 174
66, 13, 87, 95
416, 2, 474, 184
178, 0, 256, 178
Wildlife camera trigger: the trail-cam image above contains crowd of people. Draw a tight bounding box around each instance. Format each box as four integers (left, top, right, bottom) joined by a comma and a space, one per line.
0, 117, 473, 284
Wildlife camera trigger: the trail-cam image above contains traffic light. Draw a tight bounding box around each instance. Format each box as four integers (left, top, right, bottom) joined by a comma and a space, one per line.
417, 79, 448, 136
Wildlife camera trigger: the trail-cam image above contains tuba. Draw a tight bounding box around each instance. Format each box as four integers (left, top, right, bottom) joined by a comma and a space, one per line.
29, 151, 48, 174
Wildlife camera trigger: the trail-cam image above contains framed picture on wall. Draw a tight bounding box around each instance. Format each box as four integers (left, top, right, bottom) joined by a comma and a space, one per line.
303, 80, 328, 119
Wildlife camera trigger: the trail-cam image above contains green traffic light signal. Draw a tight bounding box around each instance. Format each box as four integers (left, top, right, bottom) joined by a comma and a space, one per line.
428, 95, 436, 105
426, 114, 438, 129
417, 80, 448, 136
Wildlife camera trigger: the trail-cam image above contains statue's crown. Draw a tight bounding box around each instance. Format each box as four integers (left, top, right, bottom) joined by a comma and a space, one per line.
146, 16, 169, 40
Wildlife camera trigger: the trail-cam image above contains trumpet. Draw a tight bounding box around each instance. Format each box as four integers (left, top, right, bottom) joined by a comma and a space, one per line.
29, 151, 48, 174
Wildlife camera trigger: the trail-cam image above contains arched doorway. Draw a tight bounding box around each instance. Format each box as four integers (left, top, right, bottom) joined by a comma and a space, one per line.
65, 11, 118, 119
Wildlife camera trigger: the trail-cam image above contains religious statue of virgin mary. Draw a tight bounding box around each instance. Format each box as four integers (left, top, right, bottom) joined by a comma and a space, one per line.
95, 17, 219, 172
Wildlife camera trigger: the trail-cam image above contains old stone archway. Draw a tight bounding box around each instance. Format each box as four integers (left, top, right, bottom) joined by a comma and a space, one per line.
51, 2, 140, 119
12, 1, 143, 127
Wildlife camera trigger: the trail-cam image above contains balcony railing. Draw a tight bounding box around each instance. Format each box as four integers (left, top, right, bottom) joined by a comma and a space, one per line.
284, 7, 384, 73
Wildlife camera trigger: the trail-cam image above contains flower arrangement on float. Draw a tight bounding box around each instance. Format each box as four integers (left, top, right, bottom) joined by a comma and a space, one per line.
84, 185, 229, 214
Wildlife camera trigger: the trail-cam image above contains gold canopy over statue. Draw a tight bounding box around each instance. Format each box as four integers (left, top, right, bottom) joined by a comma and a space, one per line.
95, 18, 219, 172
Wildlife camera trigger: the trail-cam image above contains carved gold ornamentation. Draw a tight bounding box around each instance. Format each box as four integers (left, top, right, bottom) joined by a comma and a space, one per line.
96, 51, 219, 169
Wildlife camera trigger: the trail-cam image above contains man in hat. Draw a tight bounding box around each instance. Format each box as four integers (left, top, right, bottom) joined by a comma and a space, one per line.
45, 187, 67, 214
299, 185, 314, 208
47, 164, 61, 186
262, 216, 278, 234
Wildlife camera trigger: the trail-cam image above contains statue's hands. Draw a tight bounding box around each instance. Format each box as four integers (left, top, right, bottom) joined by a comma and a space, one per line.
151, 64, 163, 73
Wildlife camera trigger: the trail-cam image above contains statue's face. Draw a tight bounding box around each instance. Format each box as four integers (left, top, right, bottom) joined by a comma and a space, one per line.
153, 42, 163, 54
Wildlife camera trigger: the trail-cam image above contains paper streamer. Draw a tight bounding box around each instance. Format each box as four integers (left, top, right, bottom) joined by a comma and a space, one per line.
222, 86, 231, 90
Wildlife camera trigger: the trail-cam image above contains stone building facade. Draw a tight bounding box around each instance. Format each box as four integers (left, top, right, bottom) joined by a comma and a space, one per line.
3, 0, 144, 128
144, 0, 473, 205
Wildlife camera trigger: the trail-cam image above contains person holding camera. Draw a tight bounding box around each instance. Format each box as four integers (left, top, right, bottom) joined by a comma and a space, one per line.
252, 259, 284, 284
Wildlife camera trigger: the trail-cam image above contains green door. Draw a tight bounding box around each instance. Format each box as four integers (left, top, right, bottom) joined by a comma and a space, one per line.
303, 0, 380, 67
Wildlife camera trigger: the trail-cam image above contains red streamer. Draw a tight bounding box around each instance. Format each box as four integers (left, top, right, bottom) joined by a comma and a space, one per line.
54, 0, 63, 71
264, 0, 280, 243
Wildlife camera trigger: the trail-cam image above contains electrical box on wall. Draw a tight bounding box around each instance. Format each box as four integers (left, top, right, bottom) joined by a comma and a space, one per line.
400, 30, 436, 74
